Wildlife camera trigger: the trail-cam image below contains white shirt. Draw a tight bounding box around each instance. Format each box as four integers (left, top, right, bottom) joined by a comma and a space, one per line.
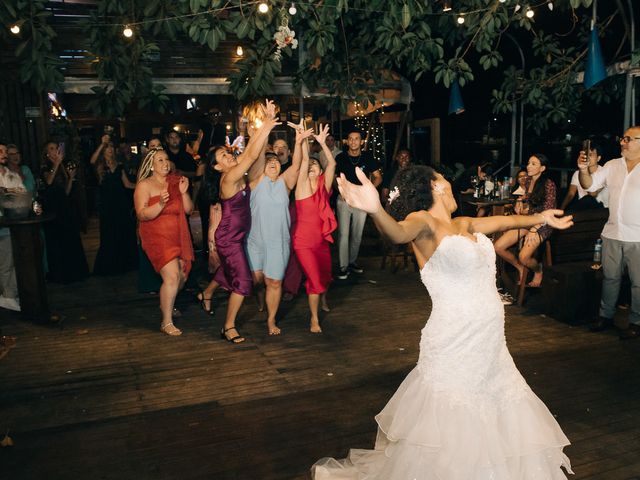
587, 157, 640, 241
570, 166, 609, 207
319, 146, 342, 168
0, 166, 27, 237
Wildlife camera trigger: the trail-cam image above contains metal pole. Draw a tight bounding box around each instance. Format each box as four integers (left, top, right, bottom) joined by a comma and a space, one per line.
623, 0, 635, 130
505, 34, 525, 171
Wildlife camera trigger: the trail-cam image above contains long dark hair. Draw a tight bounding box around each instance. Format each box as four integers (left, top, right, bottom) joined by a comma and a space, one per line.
527, 153, 551, 208
201, 148, 222, 205
387, 165, 438, 221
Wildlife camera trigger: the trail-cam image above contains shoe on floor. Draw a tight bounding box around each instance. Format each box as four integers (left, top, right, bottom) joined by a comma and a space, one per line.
337, 268, 349, 280
0, 296, 21, 312
349, 263, 364, 274
499, 292, 514, 306
619, 323, 640, 340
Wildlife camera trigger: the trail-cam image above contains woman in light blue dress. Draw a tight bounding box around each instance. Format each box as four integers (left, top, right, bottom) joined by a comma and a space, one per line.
247, 124, 312, 335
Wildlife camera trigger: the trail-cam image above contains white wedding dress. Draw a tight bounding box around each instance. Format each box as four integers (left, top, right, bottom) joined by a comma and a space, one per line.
313, 233, 573, 479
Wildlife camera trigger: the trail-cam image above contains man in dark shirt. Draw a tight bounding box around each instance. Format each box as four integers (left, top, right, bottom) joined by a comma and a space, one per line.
335, 129, 382, 279
165, 130, 197, 177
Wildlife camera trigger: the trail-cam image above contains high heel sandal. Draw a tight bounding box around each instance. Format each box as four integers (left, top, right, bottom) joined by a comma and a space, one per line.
220, 326, 245, 344
197, 291, 215, 316
160, 323, 182, 336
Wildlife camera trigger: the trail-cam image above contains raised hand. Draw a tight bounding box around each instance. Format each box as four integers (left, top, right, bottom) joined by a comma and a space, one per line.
101, 134, 110, 145
336, 167, 382, 215
314, 124, 330, 146
576, 151, 589, 170
260, 99, 278, 121
178, 176, 189, 194
288, 120, 313, 143
540, 209, 573, 230
50, 147, 64, 166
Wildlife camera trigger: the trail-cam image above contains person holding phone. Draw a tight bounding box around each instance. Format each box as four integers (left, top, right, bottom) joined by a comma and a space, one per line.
579, 126, 640, 339
39, 141, 89, 283
560, 140, 608, 211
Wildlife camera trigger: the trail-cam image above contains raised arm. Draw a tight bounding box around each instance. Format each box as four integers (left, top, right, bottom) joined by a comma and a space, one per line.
283, 121, 314, 191
337, 167, 431, 244
221, 100, 280, 186
248, 143, 267, 184
90, 135, 110, 165
468, 209, 573, 236
313, 124, 337, 192
294, 134, 312, 199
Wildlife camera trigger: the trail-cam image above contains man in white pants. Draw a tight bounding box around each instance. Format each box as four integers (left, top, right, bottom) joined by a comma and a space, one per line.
579, 127, 640, 339
0, 142, 26, 312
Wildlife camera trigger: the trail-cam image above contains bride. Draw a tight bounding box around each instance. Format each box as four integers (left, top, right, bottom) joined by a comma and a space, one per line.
312, 165, 574, 479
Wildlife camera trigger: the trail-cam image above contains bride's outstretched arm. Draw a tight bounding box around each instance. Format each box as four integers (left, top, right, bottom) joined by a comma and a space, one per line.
469, 210, 573, 235
337, 168, 430, 244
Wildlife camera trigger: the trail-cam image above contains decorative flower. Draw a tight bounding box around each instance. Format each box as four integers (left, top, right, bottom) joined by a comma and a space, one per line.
388, 186, 400, 204
273, 25, 298, 60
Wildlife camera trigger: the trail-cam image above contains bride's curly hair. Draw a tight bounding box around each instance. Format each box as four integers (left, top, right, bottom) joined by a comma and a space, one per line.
387, 165, 438, 221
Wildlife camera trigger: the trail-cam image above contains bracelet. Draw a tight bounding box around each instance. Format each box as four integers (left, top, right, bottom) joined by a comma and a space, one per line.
539, 214, 548, 226
529, 228, 538, 233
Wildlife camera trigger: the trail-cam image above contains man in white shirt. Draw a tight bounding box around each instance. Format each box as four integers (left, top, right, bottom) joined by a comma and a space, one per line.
318, 134, 342, 170
579, 126, 640, 339
0, 141, 26, 312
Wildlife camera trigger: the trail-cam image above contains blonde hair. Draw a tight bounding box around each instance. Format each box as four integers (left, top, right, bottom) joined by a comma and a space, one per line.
137, 147, 164, 183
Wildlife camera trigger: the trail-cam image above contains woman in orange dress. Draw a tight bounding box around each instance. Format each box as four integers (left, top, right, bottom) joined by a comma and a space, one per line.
134, 147, 194, 336
292, 124, 337, 333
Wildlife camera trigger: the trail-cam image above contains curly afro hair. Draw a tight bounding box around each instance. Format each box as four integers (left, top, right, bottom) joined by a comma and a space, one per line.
387, 165, 438, 221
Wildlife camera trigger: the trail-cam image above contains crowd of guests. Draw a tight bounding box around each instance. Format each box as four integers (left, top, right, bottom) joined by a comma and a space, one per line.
1, 116, 638, 343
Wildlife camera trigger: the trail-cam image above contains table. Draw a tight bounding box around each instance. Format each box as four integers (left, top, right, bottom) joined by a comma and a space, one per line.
0, 212, 54, 321
464, 196, 514, 216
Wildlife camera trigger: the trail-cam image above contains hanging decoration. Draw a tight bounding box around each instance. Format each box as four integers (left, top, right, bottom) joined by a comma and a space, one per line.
273, 14, 298, 61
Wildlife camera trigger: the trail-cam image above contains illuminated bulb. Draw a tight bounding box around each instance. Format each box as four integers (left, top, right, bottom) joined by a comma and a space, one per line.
442, 1, 452, 12
547, 1, 553, 10
289, 2, 297, 15
10, 24, 20, 35
226, 124, 231, 131
514, 3, 521, 12
236, 45, 244, 56
173, 125, 180, 131
258, 2, 269, 13
525, 7, 534, 18
123, 25, 133, 38
499, 0, 506, 2
457, 15, 465, 25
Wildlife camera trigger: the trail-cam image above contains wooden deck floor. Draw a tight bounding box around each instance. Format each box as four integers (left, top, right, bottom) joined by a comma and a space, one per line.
1, 223, 640, 479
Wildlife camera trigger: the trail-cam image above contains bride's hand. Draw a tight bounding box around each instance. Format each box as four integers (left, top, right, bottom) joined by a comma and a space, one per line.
337, 167, 382, 215
540, 209, 573, 230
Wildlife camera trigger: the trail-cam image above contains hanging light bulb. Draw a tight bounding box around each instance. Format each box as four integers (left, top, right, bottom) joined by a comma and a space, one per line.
10, 24, 20, 35
123, 25, 133, 38
258, 2, 269, 13
525, 7, 534, 18
547, 1, 554, 11
514, 3, 521, 12
499, 0, 507, 3
236, 45, 244, 56
457, 15, 465, 25
289, 2, 297, 15
442, 0, 452, 12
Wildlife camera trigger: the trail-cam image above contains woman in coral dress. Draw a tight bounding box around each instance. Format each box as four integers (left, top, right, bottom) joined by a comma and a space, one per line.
312, 165, 574, 479
134, 147, 194, 336
292, 124, 337, 333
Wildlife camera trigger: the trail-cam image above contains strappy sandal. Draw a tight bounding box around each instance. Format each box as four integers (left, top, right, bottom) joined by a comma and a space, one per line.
220, 326, 245, 344
196, 291, 215, 316
160, 323, 182, 336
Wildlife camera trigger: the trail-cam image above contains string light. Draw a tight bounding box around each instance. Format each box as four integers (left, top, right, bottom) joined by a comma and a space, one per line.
547, 1, 553, 11
514, 3, 521, 12
288, 2, 297, 15
258, 2, 269, 14
525, 7, 534, 18
457, 14, 465, 25
10, 24, 20, 34
499, 0, 507, 3
236, 45, 243, 56
442, 0, 452, 12
123, 25, 133, 37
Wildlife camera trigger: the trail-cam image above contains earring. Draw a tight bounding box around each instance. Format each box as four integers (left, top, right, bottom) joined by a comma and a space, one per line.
150, 167, 154, 172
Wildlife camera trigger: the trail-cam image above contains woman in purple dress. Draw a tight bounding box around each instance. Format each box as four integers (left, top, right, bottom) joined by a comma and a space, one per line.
197, 100, 280, 344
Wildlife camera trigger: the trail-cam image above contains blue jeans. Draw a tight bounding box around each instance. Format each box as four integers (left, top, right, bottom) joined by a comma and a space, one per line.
336, 197, 367, 270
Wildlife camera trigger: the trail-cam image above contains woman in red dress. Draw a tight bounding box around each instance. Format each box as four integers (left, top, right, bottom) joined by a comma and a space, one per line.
134, 148, 194, 336
292, 125, 337, 333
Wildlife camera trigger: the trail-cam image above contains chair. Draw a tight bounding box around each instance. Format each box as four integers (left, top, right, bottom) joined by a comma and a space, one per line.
380, 242, 416, 273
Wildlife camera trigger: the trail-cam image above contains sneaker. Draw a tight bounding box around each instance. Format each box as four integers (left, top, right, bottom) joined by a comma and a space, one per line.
0, 296, 21, 312
337, 268, 349, 280
349, 263, 364, 274
499, 292, 514, 306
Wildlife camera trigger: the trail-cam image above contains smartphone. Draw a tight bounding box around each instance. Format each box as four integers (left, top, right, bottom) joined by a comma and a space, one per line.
582, 139, 591, 160
59, 141, 66, 158
130, 145, 138, 154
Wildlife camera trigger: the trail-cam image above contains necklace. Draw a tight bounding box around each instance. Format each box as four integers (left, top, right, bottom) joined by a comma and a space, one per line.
349, 153, 361, 166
